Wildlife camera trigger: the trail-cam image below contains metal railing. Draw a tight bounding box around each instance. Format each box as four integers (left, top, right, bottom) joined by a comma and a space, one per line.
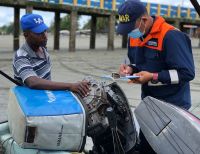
28, 0, 199, 19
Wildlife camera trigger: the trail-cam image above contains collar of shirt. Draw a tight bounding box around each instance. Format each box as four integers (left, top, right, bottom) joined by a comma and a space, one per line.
22, 42, 47, 59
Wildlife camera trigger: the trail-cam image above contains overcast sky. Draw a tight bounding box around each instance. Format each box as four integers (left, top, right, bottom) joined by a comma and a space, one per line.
0, 0, 198, 27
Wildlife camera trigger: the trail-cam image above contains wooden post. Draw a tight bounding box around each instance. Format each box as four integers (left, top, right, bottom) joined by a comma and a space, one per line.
100, 0, 104, 9
112, 0, 116, 10
87, 0, 91, 7
146, 2, 150, 14
167, 5, 171, 17
187, 8, 191, 18
157, 4, 161, 16
177, 5, 181, 18
107, 12, 115, 50
59, 0, 63, 4
54, 11, 60, 51
14, 7, 20, 51
73, 0, 77, 5
174, 18, 181, 30
122, 35, 128, 48
90, 15, 97, 49
69, 9, 77, 52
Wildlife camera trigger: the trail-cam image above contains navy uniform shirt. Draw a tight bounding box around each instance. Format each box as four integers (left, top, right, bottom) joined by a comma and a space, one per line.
128, 30, 195, 109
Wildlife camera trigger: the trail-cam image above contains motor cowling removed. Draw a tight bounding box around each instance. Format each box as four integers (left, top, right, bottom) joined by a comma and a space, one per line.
82, 77, 137, 154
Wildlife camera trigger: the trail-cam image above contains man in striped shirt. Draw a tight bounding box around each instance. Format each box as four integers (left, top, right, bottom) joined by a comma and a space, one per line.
13, 13, 90, 97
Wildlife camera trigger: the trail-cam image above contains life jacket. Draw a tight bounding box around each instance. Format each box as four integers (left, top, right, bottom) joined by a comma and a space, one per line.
130, 16, 176, 51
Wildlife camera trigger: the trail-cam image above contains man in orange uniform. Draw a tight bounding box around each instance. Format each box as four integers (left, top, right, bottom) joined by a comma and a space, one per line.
117, 0, 195, 153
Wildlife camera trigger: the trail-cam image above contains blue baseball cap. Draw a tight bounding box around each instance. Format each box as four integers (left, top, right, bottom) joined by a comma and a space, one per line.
21, 13, 48, 33
117, 0, 147, 35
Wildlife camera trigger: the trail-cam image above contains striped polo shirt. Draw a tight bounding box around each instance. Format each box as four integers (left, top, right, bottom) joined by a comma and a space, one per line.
13, 42, 51, 85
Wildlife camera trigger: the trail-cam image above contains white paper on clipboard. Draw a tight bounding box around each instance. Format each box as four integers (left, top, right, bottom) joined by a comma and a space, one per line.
101, 75, 140, 81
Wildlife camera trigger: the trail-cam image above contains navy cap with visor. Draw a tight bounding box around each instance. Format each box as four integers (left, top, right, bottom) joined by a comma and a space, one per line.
117, 0, 147, 35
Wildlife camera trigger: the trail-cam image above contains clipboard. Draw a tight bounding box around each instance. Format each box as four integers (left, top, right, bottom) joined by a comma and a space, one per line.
101, 75, 140, 81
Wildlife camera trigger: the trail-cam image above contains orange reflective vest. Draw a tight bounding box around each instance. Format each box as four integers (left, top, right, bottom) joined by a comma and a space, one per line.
129, 16, 176, 51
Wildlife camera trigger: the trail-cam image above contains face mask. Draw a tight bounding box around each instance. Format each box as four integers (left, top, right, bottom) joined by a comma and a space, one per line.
128, 28, 144, 39
128, 19, 145, 39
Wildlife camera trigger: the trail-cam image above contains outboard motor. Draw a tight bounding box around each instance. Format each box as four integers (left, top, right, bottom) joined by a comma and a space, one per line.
7, 76, 137, 153
82, 77, 137, 154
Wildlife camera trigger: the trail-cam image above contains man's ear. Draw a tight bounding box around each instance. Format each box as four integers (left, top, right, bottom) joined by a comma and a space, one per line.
23, 31, 28, 37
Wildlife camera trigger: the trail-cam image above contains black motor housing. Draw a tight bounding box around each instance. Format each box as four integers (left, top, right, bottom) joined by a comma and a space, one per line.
81, 78, 137, 154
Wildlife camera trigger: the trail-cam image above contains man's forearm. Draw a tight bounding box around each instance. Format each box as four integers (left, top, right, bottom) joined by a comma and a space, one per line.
25, 76, 72, 90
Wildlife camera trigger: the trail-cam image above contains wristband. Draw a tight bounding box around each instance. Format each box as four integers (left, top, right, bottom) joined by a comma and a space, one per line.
152, 73, 158, 81
151, 73, 158, 84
